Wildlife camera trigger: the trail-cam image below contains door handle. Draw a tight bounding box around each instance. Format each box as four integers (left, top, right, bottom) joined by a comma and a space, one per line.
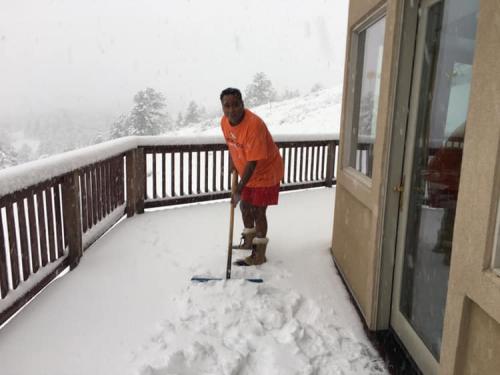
393, 184, 404, 193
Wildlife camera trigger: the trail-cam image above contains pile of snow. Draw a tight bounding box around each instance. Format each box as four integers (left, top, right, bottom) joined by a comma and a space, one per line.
135, 280, 385, 375
173, 87, 343, 137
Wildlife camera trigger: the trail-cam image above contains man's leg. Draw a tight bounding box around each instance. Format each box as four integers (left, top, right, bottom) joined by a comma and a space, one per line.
237, 205, 268, 266
240, 200, 255, 228
233, 200, 257, 249
254, 206, 268, 238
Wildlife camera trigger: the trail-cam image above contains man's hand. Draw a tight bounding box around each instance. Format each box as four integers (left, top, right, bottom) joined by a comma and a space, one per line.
230, 161, 256, 207
231, 191, 241, 207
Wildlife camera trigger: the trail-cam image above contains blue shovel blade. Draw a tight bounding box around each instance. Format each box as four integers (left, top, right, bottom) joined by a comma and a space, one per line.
191, 276, 263, 283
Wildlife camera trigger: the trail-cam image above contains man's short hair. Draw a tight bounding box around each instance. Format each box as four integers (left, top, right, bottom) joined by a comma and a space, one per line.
220, 87, 243, 102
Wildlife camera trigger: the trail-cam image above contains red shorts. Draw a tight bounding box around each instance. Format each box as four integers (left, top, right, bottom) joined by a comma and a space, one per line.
241, 184, 280, 207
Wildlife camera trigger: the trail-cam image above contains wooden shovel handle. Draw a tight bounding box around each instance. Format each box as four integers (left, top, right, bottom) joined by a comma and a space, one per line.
226, 171, 238, 279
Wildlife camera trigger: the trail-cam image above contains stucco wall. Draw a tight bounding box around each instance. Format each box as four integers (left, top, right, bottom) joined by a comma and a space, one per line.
456, 300, 500, 375
439, 0, 500, 373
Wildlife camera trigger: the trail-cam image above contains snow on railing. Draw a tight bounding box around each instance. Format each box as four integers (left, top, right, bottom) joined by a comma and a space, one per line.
0, 133, 339, 328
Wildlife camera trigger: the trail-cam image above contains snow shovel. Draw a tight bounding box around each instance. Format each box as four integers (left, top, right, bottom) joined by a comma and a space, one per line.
191, 171, 263, 283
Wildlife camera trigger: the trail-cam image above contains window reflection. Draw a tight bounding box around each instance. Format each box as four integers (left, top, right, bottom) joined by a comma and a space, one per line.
349, 16, 385, 178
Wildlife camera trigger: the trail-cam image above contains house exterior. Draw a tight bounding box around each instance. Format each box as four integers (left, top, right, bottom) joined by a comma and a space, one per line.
331, 0, 500, 374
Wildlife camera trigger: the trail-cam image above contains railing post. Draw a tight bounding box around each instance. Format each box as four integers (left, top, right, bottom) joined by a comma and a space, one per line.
126, 148, 145, 216
126, 150, 136, 217
324, 142, 335, 187
135, 147, 146, 214
62, 171, 83, 269
136, 147, 145, 214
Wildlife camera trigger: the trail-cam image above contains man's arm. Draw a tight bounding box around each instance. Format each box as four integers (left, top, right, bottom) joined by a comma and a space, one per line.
232, 160, 257, 205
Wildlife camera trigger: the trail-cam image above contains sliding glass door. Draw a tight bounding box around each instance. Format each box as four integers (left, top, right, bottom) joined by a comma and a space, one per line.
391, 0, 479, 373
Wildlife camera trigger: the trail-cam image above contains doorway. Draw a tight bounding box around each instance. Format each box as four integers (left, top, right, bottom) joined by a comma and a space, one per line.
390, 0, 479, 373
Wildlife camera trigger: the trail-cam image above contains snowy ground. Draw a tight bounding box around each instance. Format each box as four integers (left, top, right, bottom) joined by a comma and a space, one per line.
0, 187, 386, 375
172, 87, 342, 137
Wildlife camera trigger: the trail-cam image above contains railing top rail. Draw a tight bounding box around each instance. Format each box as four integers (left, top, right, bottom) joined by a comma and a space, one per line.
0, 137, 134, 197
0, 133, 339, 197
137, 133, 339, 145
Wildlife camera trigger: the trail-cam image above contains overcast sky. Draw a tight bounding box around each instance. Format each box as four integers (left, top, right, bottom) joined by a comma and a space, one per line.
0, 0, 348, 122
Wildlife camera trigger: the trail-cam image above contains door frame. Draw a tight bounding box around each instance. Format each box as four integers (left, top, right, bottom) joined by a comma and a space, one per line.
375, 0, 420, 331
389, 0, 443, 374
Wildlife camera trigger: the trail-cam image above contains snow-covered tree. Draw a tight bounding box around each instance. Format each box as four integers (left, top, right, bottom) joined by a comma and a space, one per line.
175, 112, 184, 128
310, 83, 324, 93
110, 88, 170, 138
183, 101, 206, 126
244, 72, 277, 107
16, 144, 33, 164
109, 114, 130, 139
93, 131, 108, 144
0, 131, 18, 170
280, 89, 301, 100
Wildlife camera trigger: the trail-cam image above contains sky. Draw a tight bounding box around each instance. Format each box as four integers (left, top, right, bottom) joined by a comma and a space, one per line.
0, 0, 348, 122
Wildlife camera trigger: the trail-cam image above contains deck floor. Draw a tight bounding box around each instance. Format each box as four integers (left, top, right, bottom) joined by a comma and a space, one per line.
0, 187, 387, 374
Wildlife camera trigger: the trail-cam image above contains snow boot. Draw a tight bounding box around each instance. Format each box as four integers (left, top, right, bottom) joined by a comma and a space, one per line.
235, 237, 268, 266
233, 227, 256, 250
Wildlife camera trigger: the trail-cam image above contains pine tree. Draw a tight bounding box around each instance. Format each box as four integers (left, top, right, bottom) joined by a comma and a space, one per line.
183, 101, 206, 126
310, 83, 323, 93
175, 112, 184, 129
110, 88, 170, 138
109, 114, 130, 139
280, 89, 301, 100
244, 72, 277, 107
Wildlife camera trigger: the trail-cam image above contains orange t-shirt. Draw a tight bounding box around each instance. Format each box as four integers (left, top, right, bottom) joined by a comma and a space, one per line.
221, 109, 284, 188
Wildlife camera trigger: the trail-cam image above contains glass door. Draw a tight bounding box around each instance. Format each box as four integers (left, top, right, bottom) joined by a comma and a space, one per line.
391, 0, 479, 373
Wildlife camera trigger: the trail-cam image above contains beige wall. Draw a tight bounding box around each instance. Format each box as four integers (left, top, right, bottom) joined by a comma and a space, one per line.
439, 0, 500, 373
332, 0, 402, 328
455, 300, 500, 375
334, 0, 500, 373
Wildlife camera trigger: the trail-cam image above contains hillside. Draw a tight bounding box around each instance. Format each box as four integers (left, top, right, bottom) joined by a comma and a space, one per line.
172, 86, 343, 137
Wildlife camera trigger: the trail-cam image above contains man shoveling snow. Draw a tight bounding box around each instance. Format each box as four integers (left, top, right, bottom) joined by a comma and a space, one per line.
220, 87, 284, 266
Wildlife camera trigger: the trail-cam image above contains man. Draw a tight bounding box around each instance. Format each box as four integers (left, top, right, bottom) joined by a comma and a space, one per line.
220, 87, 284, 266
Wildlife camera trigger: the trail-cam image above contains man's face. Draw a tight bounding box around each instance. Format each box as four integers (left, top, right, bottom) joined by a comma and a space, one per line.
221, 94, 245, 125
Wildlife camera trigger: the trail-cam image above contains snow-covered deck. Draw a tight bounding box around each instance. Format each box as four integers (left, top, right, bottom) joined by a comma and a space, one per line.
0, 188, 386, 374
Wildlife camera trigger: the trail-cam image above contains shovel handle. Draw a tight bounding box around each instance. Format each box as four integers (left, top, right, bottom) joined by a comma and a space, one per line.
226, 171, 238, 279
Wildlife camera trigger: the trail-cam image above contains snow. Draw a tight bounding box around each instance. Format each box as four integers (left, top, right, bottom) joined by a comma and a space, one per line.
0, 86, 388, 373
0, 137, 134, 197
173, 87, 343, 137
81, 204, 127, 250
0, 88, 341, 197
0, 255, 66, 316
0, 188, 387, 374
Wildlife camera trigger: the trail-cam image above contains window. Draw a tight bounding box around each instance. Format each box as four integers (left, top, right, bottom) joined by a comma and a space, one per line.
346, 15, 386, 178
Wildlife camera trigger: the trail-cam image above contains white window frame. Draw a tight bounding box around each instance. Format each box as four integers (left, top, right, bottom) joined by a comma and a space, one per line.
343, 7, 387, 184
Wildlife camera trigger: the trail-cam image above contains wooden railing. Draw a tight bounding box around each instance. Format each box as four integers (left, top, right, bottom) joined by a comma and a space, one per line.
142, 140, 338, 207
0, 135, 339, 327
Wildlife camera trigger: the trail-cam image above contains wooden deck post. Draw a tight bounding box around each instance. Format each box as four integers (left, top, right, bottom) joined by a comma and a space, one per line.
325, 142, 335, 187
126, 148, 145, 216
136, 148, 145, 214
126, 148, 146, 217
126, 150, 136, 217
62, 171, 83, 269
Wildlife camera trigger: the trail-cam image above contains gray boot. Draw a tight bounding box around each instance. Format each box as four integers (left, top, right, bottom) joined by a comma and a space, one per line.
233, 227, 256, 250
